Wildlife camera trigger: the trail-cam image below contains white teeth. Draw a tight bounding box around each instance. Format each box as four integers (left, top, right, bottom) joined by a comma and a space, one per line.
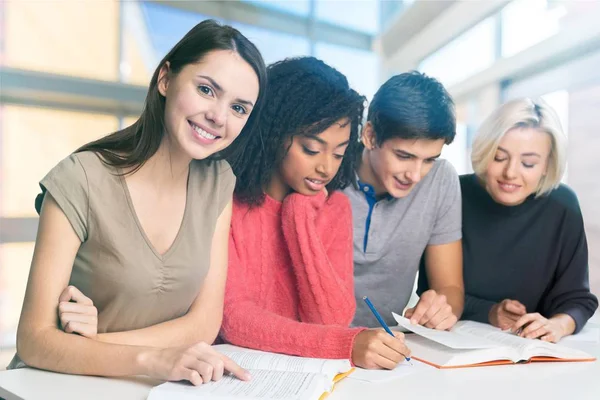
192, 123, 217, 140
307, 179, 323, 184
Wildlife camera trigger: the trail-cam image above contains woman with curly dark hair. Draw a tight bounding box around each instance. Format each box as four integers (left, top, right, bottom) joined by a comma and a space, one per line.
221, 57, 411, 369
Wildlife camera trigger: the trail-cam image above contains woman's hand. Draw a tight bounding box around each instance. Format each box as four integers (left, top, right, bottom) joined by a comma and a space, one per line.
58, 285, 98, 338
139, 342, 251, 385
351, 329, 411, 370
511, 313, 573, 343
488, 299, 526, 330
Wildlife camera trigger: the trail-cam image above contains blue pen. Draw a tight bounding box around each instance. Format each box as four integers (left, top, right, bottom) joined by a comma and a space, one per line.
363, 296, 412, 364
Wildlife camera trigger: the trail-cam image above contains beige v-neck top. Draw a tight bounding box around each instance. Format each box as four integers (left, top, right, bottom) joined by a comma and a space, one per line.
39, 151, 235, 332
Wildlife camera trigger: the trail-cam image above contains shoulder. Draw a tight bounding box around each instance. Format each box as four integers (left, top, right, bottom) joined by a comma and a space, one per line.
545, 184, 582, 216
323, 191, 352, 217
459, 173, 478, 193
193, 158, 235, 183
326, 190, 351, 207
423, 159, 460, 190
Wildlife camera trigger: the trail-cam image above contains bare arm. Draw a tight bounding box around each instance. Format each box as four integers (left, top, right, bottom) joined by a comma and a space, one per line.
96, 201, 233, 347
424, 240, 464, 317
17, 194, 151, 376
405, 240, 464, 329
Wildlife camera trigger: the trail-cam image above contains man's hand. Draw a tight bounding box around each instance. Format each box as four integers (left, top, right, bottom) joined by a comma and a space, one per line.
404, 290, 458, 330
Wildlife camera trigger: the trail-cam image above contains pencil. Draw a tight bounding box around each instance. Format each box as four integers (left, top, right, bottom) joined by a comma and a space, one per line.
362, 296, 412, 363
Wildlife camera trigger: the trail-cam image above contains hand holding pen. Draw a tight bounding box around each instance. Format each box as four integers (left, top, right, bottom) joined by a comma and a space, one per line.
350, 296, 412, 370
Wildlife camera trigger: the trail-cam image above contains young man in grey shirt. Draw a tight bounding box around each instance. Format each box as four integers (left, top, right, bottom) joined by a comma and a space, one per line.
345, 72, 464, 337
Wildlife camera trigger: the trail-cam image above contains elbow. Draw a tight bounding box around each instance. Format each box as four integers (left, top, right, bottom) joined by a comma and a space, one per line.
16, 325, 48, 368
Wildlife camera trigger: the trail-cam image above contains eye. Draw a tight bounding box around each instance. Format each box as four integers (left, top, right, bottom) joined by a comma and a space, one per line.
232, 104, 247, 115
333, 154, 345, 160
198, 85, 214, 96
395, 153, 411, 160
425, 158, 437, 164
522, 162, 535, 169
494, 156, 507, 162
302, 146, 318, 156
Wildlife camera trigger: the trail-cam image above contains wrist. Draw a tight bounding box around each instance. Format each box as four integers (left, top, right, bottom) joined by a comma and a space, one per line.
488, 303, 499, 325
135, 347, 157, 376
551, 313, 575, 338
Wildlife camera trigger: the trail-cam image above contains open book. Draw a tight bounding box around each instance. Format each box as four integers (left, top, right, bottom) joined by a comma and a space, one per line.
393, 313, 596, 369
147, 344, 353, 400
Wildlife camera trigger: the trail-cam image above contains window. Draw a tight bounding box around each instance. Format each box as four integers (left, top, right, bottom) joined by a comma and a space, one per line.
419, 17, 496, 88
1, 106, 118, 218
316, 0, 379, 34
0, 242, 35, 344
232, 24, 310, 65
4, 0, 119, 81
315, 43, 379, 100
242, 0, 310, 16
501, 0, 566, 58
140, 2, 212, 65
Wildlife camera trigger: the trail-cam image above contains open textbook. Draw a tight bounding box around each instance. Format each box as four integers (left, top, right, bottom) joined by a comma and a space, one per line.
393, 313, 596, 368
147, 344, 353, 400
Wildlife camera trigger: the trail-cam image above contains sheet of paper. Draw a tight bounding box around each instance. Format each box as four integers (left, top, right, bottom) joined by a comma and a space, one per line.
215, 345, 350, 379
392, 313, 500, 349
348, 359, 433, 383
148, 369, 322, 400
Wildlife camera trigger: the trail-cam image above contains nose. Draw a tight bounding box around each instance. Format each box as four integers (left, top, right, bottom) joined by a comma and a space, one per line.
503, 159, 518, 180
315, 154, 334, 178
406, 161, 422, 183
205, 101, 227, 128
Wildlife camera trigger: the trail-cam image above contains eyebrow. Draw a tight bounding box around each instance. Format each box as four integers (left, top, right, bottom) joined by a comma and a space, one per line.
395, 149, 441, 160
197, 74, 255, 107
304, 135, 350, 148
497, 146, 541, 158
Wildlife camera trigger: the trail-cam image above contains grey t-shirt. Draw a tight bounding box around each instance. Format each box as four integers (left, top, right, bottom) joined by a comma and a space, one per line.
344, 159, 462, 327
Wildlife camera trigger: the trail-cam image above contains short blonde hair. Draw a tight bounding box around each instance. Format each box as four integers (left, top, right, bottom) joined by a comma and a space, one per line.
471, 98, 567, 197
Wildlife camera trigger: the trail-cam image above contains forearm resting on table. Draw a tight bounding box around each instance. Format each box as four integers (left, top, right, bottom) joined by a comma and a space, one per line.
17, 326, 152, 377
97, 313, 221, 348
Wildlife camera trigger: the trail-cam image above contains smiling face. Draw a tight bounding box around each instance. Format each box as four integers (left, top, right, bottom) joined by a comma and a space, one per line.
158, 49, 260, 161
359, 122, 445, 198
484, 126, 552, 206
267, 119, 351, 200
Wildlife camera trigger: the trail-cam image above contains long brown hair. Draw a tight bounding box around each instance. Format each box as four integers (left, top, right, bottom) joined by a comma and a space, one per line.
77, 19, 267, 173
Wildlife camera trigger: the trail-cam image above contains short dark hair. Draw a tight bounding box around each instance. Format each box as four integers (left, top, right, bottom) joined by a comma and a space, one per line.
231, 57, 366, 206
367, 71, 456, 145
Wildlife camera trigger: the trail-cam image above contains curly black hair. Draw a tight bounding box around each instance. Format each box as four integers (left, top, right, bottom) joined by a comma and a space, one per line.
230, 56, 366, 206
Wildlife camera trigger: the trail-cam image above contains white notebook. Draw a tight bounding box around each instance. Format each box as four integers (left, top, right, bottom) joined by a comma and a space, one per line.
393, 313, 595, 368
147, 344, 353, 400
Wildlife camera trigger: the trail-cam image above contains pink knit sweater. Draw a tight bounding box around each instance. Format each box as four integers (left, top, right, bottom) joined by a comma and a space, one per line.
220, 191, 365, 360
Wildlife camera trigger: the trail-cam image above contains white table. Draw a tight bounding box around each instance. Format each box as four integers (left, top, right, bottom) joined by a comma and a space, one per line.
2, 325, 600, 400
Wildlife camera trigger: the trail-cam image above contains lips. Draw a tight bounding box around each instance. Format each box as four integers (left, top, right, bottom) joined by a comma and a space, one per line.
305, 177, 327, 192
497, 181, 521, 193
189, 120, 221, 142
394, 176, 412, 190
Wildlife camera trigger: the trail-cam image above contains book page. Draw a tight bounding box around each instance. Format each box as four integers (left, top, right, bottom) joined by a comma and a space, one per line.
392, 313, 500, 349
147, 369, 324, 400
451, 321, 534, 355
214, 345, 351, 381
450, 321, 592, 360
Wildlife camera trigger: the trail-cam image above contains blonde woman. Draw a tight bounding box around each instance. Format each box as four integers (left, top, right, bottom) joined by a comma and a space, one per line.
460, 98, 597, 342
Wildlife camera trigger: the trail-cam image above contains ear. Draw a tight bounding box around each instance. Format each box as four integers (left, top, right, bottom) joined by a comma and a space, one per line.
157, 61, 171, 97
361, 121, 378, 150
